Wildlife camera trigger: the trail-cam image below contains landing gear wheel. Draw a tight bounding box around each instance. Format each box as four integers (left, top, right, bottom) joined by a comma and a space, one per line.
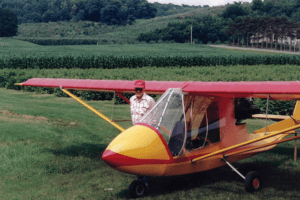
129, 180, 147, 198
245, 171, 262, 192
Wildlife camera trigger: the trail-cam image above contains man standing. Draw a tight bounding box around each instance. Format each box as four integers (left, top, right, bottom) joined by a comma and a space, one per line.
130, 80, 155, 125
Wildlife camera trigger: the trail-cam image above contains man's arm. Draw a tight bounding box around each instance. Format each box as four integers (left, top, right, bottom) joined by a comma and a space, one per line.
130, 96, 135, 125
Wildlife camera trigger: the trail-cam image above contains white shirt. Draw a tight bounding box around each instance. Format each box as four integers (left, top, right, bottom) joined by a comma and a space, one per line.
130, 93, 155, 125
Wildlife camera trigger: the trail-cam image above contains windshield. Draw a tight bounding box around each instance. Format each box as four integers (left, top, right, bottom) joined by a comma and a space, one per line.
140, 88, 186, 156
140, 89, 222, 157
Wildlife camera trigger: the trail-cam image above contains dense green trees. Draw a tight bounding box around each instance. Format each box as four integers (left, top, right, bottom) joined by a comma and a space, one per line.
224, 16, 300, 51
0, 7, 18, 37
0, 0, 156, 25
152, 2, 202, 17
139, 0, 300, 46
222, 2, 249, 21
138, 15, 229, 44
2, 0, 300, 46
250, 0, 300, 22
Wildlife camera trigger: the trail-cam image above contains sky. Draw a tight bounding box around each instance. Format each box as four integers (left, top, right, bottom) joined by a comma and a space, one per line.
147, 0, 253, 7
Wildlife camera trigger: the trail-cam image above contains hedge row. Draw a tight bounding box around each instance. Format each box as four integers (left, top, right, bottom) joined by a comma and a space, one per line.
0, 70, 130, 103
1, 55, 300, 69
17, 38, 99, 46
0, 67, 297, 114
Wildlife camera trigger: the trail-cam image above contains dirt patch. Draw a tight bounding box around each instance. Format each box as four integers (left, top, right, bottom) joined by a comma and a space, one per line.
69, 122, 77, 126
50, 119, 79, 127
0, 110, 77, 127
0, 140, 31, 148
21, 115, 35, 120
0, 110, 48, 122
2, 110, 13, 116
35, 116, 48, 121
0, 142, 10, 148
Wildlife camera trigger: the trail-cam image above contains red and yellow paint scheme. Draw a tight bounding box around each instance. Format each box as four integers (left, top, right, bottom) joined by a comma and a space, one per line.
16, 79, 300, 196
102, 96, 299, 177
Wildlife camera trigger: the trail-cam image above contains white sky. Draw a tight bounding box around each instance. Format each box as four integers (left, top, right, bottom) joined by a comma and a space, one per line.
148, 0, 253, 7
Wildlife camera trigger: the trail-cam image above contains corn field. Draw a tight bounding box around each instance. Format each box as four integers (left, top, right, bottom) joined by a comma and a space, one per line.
1, 55, 300, 69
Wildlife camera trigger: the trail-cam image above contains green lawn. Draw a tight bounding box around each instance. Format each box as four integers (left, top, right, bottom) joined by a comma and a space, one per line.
0, 37, 299, 199
0, 88, 299, 199
0, 38, 284, 59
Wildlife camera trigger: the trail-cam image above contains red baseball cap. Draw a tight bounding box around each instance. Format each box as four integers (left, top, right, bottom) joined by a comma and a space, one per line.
134, 80, 145, 89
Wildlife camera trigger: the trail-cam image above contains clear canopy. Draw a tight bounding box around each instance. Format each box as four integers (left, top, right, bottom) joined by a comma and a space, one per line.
140, 88, 221, 157
140, 88, 186, 156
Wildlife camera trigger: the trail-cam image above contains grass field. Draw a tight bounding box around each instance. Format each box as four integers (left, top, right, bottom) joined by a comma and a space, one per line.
1, 88, 300, 199
0, 38, 289, 59
0, 37, 300, 199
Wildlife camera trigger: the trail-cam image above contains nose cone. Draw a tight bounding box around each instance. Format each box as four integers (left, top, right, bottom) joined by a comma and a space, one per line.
102, 124, 173, 176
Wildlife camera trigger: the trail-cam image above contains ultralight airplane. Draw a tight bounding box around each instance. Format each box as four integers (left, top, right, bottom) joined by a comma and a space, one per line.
16, 78, 300, 198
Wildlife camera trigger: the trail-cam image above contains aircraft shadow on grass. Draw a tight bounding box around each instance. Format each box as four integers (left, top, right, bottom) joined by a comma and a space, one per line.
116, 149, 300, 198
47, 143, 107, 159
45, 143, 108, 174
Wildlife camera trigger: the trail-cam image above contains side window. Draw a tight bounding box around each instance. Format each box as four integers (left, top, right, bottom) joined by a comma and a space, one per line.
198, 101, 220, 143
185, 97, 220, 151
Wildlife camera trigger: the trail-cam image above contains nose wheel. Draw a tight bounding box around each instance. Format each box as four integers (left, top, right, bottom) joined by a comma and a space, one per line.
129, 177, 149, 198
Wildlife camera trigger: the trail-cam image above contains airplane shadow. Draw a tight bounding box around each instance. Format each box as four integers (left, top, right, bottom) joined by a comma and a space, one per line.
116, 152, 300, 198
45, 143, 108, 174
268, 145, 297, 157
46, 142, 299, 198
47, 143, 107, 159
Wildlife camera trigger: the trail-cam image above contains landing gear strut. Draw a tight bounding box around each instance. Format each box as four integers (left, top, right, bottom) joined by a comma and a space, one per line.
129, 176, 149, 198
223, 157, 262, 192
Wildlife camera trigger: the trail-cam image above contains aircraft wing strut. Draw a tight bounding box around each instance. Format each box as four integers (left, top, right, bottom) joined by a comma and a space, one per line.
61, 88, 125, 132
191, 123, 300, 163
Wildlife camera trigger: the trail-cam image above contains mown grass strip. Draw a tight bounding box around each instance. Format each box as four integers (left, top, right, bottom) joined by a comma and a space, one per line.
0, 88, 299, 199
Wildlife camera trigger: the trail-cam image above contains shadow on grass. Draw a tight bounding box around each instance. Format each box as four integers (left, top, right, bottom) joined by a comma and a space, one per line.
48, 143, 107, 159
268, 145, 297, 157
115, 158, 300, 198
44, 143, 108, 174
114, 167, 243, 198
114, 142, 300, 198
143, 167, 243, 197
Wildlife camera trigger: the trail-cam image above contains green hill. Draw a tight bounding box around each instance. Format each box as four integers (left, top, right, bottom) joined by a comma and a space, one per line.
14, 5, 228, 45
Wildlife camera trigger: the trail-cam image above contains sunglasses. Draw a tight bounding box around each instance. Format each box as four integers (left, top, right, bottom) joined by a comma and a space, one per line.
135, 88, 143, 92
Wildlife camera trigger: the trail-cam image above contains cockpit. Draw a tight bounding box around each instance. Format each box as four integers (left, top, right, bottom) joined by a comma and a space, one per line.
139, 88, 221, 157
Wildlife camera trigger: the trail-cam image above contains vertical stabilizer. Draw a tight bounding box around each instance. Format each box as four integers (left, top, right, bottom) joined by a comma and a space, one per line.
293, 101, 300, 120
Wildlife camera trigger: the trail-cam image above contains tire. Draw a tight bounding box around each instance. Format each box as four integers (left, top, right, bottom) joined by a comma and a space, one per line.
245, 171, 262, 192
129, 180, 147, 198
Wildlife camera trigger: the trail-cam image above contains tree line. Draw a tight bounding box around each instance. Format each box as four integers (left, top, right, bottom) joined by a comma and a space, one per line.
0, 0, 205, 25
152, 2, 203, 17
0, 0, 156, 25
225, 16, 300, 51
139, 0, 300, 48
138, 15, 228, 44
0, 7, 18, 37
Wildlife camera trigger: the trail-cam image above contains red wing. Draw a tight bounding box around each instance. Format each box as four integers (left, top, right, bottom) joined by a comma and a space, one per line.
184, 81, 300, 100
19, 78, 300, 100
20, 78, 191, 94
